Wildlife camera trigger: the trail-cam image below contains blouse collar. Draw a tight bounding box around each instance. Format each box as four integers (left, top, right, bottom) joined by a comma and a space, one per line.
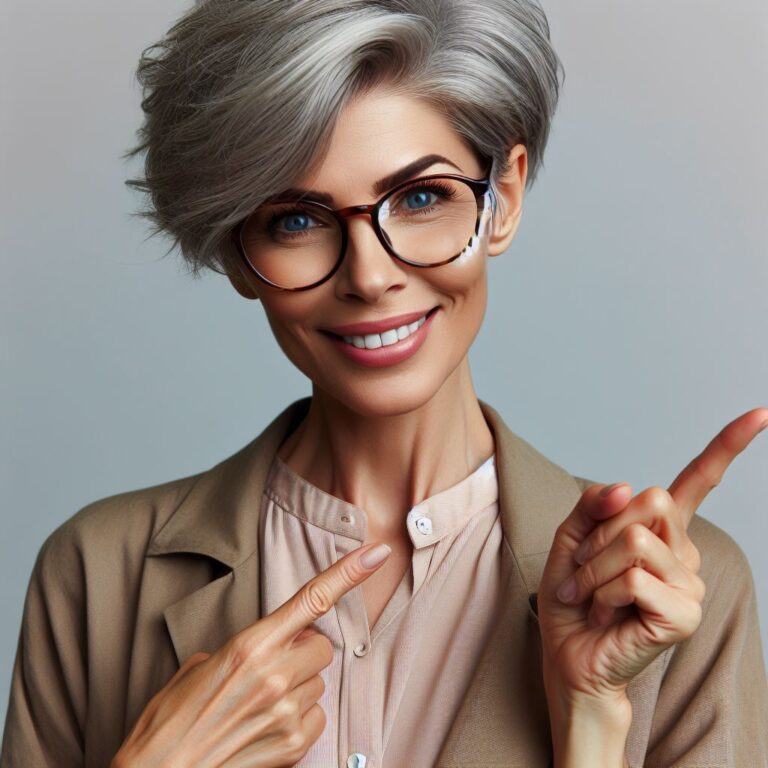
264, 452, 498, 548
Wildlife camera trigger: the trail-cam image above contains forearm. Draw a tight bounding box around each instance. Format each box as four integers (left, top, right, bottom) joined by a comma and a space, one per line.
545, 674, 633, 768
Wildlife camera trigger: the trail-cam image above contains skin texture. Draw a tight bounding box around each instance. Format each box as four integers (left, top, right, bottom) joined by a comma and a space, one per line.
227, 86, 527, 629
115, 85, 767, 766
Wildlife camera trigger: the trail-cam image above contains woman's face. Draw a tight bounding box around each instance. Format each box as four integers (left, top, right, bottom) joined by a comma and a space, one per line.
229, 87, 527, 417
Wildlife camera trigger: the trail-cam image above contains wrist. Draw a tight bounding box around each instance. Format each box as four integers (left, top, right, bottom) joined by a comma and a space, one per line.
544, 669, 632, 768
549, 702, 632, 768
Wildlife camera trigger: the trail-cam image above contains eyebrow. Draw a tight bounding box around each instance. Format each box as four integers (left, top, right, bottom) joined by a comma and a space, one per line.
270, 154, 464, 207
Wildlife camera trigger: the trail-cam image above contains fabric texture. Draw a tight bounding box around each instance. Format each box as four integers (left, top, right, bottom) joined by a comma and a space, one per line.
1, 397, 766, 767
260, 452, 502, 767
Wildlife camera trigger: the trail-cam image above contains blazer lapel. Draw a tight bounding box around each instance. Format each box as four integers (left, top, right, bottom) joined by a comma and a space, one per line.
433, 402, 585, 767
146, 398, 311, 665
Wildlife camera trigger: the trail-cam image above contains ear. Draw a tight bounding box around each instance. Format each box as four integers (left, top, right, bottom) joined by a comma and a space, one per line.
487, 143, 528, 257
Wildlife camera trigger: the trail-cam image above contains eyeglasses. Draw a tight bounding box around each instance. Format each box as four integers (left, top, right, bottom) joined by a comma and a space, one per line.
231, 160, 496, 291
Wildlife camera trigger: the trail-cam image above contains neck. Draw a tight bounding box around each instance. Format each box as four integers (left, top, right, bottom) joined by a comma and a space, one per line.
276, 358, 495, 537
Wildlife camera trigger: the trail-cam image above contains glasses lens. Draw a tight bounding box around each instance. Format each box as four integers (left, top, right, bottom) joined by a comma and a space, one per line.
238, 178, 485, 290
239, 202, 341, 290
379, 177, 481, 265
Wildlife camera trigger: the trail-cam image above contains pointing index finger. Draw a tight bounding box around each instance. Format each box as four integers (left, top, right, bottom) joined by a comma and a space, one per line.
668, 407, 768, 525
255, 542, 391, 647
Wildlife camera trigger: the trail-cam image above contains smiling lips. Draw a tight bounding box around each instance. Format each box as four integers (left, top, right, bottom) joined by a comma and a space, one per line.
322, 307, 439, 368
323, 307, 435, 336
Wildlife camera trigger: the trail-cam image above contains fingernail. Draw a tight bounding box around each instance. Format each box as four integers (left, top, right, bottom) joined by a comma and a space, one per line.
759, 419, 768, 433
359, 543, 391, 569
557, 577, 577, 603
574, 541, 590, 565
600, 482, 622, 497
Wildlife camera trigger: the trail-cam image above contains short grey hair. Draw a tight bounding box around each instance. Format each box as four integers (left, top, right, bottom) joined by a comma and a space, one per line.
123, 0, 564, 278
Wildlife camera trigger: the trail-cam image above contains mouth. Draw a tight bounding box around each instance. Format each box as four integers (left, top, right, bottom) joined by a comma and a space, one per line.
320, 306, 440, 350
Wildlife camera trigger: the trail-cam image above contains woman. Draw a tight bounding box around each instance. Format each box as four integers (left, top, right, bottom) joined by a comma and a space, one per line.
2, 1, 766, 766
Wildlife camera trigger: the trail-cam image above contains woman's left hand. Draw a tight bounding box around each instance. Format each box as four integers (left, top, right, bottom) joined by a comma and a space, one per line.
537, 407, 768, 713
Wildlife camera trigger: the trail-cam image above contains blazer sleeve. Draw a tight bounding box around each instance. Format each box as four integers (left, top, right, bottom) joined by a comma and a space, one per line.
643, 517, 768, 767
1, 523, 87, 767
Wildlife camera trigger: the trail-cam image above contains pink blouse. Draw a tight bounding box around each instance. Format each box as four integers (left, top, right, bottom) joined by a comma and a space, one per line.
259, 452, 504, 768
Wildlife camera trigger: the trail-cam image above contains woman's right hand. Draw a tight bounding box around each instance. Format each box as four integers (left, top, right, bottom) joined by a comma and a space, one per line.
110, 541, 392, 768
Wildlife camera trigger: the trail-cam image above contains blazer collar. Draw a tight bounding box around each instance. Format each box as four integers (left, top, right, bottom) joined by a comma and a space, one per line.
147, 395, 582, 586
146, 397, 307, 567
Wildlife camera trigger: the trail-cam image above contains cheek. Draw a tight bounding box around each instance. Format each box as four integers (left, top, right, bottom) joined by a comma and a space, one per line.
426, 237, 489, 320
259, 296, 320, 365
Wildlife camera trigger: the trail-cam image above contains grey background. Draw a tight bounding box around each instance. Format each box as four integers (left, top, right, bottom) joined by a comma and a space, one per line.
2, 0, 766, 736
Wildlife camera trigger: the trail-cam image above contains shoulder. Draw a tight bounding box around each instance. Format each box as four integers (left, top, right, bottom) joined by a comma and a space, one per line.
687, 514, 757, 605
32, 471, 202, 587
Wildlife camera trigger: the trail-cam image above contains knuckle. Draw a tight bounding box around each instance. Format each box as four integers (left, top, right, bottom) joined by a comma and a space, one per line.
686, 541, 702, 574
692, 573, 707, 602
691, 599, 703, 625
283, 729, 309, 761
684, 600, 703, 635
300, 580, 335, 618
640, 486, 674, 514
226, 633, 263, 670
272, 695, 300, 724
261, 671, 291, 702
624, 523, 652, 554
625, 566, 647, 592
339, 559, 367, 585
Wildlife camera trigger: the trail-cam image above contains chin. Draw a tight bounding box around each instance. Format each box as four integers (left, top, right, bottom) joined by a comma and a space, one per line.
314, 367, 455, 419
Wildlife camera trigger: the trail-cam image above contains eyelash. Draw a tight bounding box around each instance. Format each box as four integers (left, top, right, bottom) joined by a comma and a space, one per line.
266, 180, 459, 235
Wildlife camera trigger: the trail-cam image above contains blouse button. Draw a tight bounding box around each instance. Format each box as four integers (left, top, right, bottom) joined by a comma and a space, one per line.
347, 753, 367, 768
340, 514, 353, 523
353, 642, 368, 657
415, 516, 433, 535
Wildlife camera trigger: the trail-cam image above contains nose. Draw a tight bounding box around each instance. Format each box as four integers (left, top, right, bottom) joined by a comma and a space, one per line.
333, 214, 408, 303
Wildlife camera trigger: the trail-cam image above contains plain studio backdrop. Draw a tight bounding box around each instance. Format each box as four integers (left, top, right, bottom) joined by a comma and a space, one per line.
1, 0, 766, 733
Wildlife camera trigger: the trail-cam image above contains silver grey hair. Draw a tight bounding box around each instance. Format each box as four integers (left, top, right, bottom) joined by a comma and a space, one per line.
123, 0, 564, 278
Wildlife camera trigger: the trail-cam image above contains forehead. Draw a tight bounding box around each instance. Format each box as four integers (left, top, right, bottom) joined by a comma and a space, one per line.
289, 88, 483, 204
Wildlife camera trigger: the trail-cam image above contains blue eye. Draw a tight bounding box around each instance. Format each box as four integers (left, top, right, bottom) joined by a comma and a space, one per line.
404, 190, 434, 210
281, 213, 311, 232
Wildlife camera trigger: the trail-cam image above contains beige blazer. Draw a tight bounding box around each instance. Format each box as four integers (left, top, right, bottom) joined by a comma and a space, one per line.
2, 397, 767, 767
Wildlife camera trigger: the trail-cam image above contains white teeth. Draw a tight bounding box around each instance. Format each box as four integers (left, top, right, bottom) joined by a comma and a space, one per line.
340, 312, 431, 349
380, 329, 399, 346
